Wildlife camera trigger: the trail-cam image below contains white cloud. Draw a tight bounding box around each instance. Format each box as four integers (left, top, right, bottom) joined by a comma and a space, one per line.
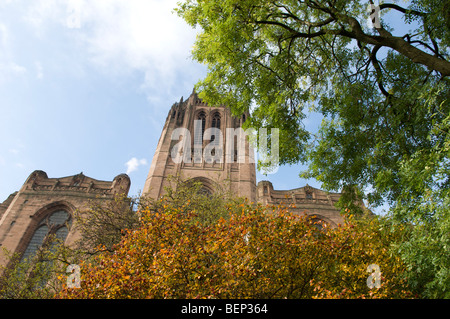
83, 0, 200, 92
24, 0, 202, 97
23, 0, 64, 31
125, 157, 148, 174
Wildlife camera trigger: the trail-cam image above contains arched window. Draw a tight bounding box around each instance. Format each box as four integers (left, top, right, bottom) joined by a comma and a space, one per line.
195, 111, 206, 145
211, 112, 221, 144
185, 177, 214, 196
211, 112, 221, 129
22, 209, 71, 260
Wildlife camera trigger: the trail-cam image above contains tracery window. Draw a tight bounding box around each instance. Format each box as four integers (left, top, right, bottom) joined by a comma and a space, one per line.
22, 209, 71, 260
210, 112, 221, 144
195, 111, 206, 145
211, 112, 221, 129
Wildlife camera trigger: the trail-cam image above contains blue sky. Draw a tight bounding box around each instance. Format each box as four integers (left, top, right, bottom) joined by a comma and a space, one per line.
0, 0, 325, 206
0, 0, 408, 215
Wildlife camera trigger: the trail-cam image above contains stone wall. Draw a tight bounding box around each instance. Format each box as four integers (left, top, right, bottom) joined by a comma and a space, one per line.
0, 170, 130, 267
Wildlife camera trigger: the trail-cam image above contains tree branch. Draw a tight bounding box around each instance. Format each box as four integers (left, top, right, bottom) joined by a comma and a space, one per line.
252, 5, 450, 76
379, 3, 426, 17
331, 12, 450, 76
254, 19, 326, 38
368, 45, 391, 98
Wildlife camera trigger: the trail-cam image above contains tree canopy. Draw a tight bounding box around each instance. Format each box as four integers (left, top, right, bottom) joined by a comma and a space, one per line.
176, 0, 450, 297
176, 0, 449, 205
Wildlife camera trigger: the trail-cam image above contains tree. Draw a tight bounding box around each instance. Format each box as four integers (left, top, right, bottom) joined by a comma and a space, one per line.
74, 175, 241, 257
0, 236, 73, 299
0, 175, 245, 299
73, 193, 139, 255
176, 0, 449, 297
176, 0, 449, 203
58, 199, 413, 299
139, 174, 246, 226
391, 189, 450, 298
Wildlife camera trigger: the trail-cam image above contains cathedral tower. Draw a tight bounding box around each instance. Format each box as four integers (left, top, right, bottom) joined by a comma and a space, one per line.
143, 90, 257, 202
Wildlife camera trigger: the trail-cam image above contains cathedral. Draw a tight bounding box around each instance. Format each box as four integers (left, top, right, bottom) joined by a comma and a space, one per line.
0, 90, 344, 268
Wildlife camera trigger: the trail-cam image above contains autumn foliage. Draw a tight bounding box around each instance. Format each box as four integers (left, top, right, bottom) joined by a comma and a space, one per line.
58, 198, 413, 299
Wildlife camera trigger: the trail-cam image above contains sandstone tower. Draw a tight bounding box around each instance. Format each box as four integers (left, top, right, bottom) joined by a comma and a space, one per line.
143, 90, 257, 202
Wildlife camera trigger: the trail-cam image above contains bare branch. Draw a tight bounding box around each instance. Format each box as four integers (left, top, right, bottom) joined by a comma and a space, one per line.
254, 19, 326, 38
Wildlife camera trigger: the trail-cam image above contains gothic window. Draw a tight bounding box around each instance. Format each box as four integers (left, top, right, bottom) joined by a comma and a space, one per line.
185, 178, 214, 197
211, 112, 221, 128
306, 191, 313, 200
22, 209, 71, 261
195, 111, 206, 145
210, 112, 221, 144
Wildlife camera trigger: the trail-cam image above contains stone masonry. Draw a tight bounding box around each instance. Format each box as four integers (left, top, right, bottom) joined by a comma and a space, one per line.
0, 170, 130, 267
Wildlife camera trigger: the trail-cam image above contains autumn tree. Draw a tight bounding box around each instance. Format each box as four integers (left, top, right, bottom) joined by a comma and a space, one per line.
1, 176, 245, 299
58, 199, 413, 299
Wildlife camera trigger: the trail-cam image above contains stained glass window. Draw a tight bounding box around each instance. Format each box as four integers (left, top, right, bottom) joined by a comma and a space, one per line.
22, 209, 71, 260
22, 225, 48, 261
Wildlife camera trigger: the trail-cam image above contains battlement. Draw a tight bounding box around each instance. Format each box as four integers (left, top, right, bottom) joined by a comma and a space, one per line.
22, 170, 130, 197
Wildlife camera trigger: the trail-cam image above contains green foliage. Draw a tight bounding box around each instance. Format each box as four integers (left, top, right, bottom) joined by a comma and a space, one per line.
0, 237, 71, 299
393, 202, 450, 298
140, 174, 246, 225
176, 0, 449, 205
176, 0, 450, 298
73, 193, 139, 255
